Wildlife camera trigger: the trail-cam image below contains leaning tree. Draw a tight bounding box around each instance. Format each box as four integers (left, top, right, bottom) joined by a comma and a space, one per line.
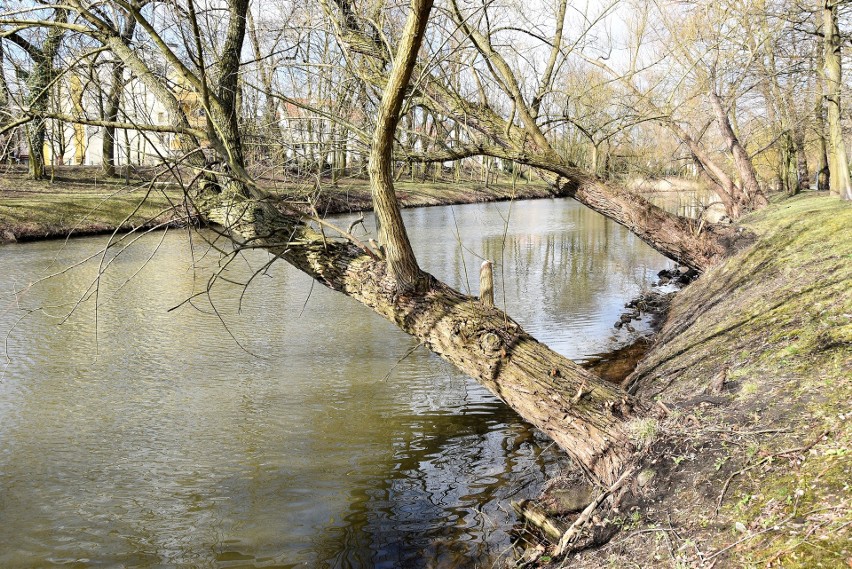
0, 0, 776, 556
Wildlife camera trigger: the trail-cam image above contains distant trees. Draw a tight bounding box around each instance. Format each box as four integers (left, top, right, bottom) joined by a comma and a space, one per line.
3, 5, 65, 179
3, 0, 850, 198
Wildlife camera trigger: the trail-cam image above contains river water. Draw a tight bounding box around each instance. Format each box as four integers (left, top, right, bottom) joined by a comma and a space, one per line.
0, 198, 669, 568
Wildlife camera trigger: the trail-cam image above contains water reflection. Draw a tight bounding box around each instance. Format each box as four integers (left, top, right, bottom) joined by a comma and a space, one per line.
0, 198, 669, 567
646, 189, 717, 220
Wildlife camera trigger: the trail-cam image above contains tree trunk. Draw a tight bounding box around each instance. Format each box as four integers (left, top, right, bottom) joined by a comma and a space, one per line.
178, 0, 653, 487
814, 40, 831, 191
0, 40, 8, 119
102, 88, 119, 176
794, 127, 809, 194
368, 0, 431, 290
815, 96, 831, 192
822, 0, 852, 200
194, 183, 652, 486
102, 19, 135, 177
590, 143, 599, 176
11, 11, 66, 179
708, 89, 767, 211
26, 120, 46, 179
212, 0, 248, 167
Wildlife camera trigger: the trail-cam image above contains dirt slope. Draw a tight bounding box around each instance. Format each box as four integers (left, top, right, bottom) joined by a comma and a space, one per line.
559, 194, 851, 568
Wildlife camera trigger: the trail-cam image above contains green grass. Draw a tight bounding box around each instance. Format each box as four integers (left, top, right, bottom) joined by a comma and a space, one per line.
625, 192, 851, 567
0, 165, 550, 241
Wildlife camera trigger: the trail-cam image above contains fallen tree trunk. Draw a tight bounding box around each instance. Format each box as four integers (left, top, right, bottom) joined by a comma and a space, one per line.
196, 183, 651, 487
193, 0, 651, 489
61, 0, 654, 488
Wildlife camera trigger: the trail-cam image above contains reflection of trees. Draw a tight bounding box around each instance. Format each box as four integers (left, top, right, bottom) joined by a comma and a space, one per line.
316, 387, 560, 568
0, 197, 660, 566
399, 199, 666, 358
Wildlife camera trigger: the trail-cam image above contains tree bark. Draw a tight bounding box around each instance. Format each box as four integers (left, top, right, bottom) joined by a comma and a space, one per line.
102, 18, 135, 177
814, 84, 830, 192
707, 89, 768, 211
794, 126, 809, 194
7, 10, 66, 179
368, 0, 431, 289
822, 0, 852, 200
0, 40, 11, 140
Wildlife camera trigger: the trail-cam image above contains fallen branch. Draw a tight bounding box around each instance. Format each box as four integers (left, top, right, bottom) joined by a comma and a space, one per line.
555, 467, 637, 557
512, 499, 564, 542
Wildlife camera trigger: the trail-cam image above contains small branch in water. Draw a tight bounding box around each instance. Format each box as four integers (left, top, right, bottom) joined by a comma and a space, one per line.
347, 213, 366, 234
382, 341, 425, 381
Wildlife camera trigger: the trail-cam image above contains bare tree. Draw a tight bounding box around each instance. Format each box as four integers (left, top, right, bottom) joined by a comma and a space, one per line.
3, 5, 66, 179
821, 0, 852, 199
101, 13, 136, 177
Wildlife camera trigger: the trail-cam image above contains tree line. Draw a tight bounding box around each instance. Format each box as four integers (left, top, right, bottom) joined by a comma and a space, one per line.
2, 0, 851, 200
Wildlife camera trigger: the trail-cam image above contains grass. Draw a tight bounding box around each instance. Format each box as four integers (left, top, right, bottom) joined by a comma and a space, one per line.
0, 165, 551, 242
0, 165, 188, 241
558, 192, 851, 568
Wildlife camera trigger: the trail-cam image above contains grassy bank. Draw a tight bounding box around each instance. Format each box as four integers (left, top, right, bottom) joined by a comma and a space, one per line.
553, 193, 851, 568
0, 166, 553, 243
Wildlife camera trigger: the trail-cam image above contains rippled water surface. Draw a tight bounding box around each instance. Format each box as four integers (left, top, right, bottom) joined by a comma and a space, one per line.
0, 198, 669, 567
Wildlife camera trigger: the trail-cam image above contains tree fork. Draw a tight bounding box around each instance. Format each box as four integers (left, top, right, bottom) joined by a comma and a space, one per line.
197, 187, 652, 486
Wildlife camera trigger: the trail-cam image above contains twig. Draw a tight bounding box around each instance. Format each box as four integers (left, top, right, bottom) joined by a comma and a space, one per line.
555, 467, 636, 557
381, 342, 424, 381
347, 213, 366, 234
704, 428, 790, 436
704, 509, 827, 562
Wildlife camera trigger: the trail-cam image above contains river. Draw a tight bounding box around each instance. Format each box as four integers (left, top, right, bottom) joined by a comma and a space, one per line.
0, 198, 670, 567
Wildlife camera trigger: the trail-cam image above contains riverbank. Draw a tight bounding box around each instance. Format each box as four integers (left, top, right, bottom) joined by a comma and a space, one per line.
533, 193, 851, 567
0, 165, 555, 243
